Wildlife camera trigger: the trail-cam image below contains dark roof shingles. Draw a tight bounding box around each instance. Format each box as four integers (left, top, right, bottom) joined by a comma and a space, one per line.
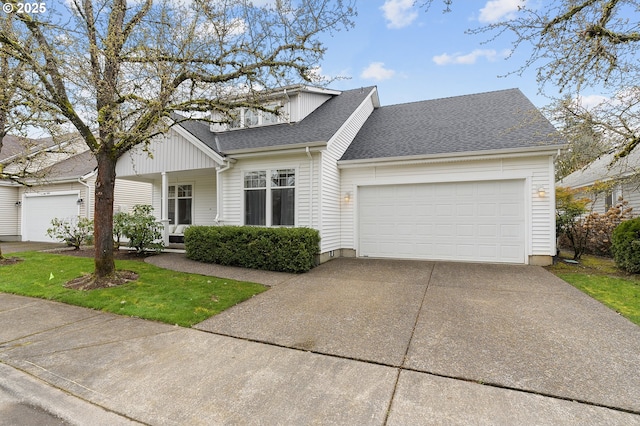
340, 88, 562, 161
177, 87, 376, 154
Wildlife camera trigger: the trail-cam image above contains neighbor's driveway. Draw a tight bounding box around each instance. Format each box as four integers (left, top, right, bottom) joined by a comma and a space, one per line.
195, 258, 640, 415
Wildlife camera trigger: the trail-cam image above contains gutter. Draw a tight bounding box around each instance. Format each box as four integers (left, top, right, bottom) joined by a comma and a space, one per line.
338, 145, 567, 169
225, 140, 327, 157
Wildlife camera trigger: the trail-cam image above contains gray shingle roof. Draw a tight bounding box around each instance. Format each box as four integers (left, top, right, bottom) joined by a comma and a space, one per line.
175, 87, 376, 155
40, 149, 97, 180
558, 148, 640, 188
340, 88, 563, 161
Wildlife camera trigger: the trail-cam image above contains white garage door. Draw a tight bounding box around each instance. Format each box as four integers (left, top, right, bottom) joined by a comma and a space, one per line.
23, 193, 79, 242
358, 180, 526, 264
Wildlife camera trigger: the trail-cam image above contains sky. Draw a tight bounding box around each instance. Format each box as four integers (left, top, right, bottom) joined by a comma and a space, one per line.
317, 0, 553, 109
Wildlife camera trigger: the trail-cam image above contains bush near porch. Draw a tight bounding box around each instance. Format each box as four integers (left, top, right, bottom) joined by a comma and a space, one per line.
185, 226, 320, 273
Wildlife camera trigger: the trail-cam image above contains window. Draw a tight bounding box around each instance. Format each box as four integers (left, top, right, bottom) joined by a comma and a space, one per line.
168, 184, 193, 225
244, 169, 295, 226
229, 104, 281, 130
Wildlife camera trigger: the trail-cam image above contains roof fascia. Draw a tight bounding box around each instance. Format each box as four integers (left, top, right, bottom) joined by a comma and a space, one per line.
326, 86, 378, 147
165, 118, 226, 165
338, 145, 565, 169
227, 142, 326, 158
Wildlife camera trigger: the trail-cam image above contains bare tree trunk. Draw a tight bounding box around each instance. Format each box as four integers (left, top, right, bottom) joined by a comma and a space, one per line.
93, 150, 116, 277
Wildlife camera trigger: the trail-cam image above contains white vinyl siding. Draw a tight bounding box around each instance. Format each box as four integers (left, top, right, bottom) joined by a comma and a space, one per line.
341, 154, 556, 261
220, 154, 318, 229
0, 185, 20, 239
319, 89, 377, 253
150, 172, 217, 226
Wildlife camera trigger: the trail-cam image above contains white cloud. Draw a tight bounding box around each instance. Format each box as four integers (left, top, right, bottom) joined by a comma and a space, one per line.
478, 0, 526, 24
360, 62, 396, 81
575, 94, 610, 110
432, 49, 509, 65
381, 0, 418, 29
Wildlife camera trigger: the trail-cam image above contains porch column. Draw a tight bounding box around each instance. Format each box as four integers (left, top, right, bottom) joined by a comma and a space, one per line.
161, 171, 170, 246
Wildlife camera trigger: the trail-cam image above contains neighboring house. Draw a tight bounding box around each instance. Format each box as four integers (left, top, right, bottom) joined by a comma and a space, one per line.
1, 136, 151, 242
116, 85, 564, 265
558, 148, 640, 215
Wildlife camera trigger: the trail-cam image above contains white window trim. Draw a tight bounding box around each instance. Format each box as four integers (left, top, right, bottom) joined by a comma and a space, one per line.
242, 168, 297, 227
168, 182, 195, 225
229, 104, 282, 130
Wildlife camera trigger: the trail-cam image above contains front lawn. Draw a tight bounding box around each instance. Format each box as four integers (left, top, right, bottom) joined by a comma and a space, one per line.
0, 251, 267, 327
546, 252, 640, 326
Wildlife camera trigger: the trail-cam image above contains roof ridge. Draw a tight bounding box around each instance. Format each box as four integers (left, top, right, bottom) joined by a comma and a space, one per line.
380, 88, 523, 109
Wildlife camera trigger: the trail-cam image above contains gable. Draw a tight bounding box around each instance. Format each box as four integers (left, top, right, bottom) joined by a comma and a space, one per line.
116, 127, 221, 177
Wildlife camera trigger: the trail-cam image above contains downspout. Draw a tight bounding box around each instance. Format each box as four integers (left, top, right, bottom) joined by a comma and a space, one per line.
306, 146, 313, 227
77, 177, 92, 219
215, 161, 233, 224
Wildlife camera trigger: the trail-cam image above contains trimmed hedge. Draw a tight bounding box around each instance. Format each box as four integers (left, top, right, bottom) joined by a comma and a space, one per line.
611, 217, 640, 273
184, 226, 320, 273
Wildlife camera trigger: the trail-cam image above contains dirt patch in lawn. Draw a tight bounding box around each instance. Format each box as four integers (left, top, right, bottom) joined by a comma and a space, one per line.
0, 257, 23, 266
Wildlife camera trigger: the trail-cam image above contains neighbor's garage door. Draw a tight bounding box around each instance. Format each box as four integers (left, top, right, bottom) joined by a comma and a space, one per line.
23, 193, 79, 242
358, 180, 526, 264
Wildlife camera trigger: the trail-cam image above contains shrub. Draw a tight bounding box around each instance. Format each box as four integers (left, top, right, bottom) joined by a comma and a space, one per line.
47, 216, 94, 250
611, 217, 640, 273
558, 200, 634, 257
185, 226, 320, 273
555, 186, 590, 259
113, 211, 128, 250
120, 205, 164, 254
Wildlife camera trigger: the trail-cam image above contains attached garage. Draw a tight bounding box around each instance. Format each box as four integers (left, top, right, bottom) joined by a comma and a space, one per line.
358, 180, 526, 264
22, 192, 80, 242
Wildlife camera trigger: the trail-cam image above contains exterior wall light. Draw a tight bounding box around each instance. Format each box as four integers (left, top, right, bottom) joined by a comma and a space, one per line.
344, 192, 352, 203
77, 198, 84, 204
538, 187, 546, 198
15, 201, 21, 207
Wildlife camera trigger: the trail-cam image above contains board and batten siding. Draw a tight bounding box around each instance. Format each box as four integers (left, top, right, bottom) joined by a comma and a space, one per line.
219, 153, 320, 229
340, 154, 557, 259
149, 171, 217, 225
319, 89, 377, 253
116, 130, 219, 177
0, 185, 20, 239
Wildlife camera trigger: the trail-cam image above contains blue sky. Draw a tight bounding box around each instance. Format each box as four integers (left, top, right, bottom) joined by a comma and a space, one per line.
318, 0, 549, 108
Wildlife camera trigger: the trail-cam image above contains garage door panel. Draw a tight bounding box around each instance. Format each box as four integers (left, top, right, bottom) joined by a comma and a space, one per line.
358, 180, 525, 264
23, 193, 79, 242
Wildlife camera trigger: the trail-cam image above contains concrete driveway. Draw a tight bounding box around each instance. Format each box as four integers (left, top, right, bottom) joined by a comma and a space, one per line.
195, 258, 640, 416
1, 255, 639, 424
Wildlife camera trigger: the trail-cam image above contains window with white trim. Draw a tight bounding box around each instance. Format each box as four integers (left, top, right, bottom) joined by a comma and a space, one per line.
168, 184, 193, 225
244, 169, 295, 226
229, 104, 280, 130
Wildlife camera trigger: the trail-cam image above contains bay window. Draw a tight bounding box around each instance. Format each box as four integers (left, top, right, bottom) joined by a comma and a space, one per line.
244, 169, 295, 226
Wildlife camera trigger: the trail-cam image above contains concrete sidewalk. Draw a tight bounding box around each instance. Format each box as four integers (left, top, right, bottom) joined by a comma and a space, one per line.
1, 255, 640, 424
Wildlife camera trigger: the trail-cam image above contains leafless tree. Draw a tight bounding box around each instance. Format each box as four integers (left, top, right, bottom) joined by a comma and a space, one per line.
424, 1, 640, 160
0, 0, 355, 286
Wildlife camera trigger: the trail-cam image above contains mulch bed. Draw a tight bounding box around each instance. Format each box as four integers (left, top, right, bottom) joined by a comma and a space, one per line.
51, 247, 157, 262
0, 257, 23, 266
48, 248, 156, 290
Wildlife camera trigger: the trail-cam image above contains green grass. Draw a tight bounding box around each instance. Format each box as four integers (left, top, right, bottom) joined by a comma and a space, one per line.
0, 251, 267, 327
546, 252, 640, 326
